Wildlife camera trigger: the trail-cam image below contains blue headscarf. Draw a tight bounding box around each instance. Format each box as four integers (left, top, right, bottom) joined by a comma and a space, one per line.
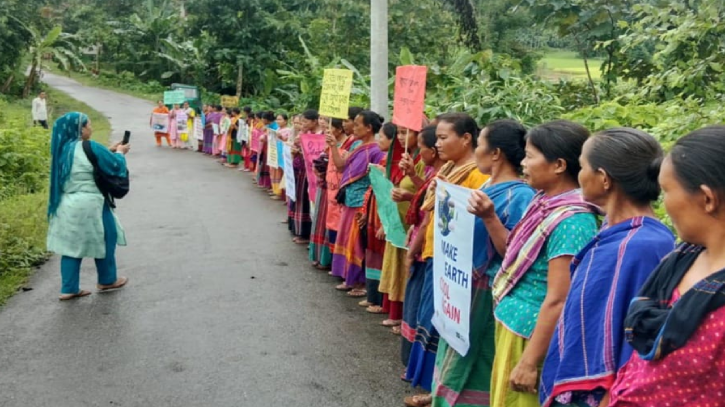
48, 112, 89, 218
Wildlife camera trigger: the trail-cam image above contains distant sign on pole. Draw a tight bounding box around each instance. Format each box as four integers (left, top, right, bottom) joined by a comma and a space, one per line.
392, 65, 428, 131
221, 95, 239, 108
319, 69, 353, 119
163, 90, 186, 105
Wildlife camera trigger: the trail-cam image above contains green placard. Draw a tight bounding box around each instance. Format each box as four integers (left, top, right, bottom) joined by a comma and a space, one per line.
368, 165, 409, 249
164, 90, 186, 105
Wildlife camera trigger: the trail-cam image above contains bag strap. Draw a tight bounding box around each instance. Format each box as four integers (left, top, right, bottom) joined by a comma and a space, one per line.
81, 140, 116, 208
81, 140, 100, 169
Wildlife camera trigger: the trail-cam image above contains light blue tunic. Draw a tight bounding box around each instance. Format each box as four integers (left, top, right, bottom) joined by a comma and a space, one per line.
47, 142, 127, 258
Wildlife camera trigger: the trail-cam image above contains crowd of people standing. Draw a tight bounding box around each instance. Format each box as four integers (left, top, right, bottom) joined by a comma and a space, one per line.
149, 101, 725, 407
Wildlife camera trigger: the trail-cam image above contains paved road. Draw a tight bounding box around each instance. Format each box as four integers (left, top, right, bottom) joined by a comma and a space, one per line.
0, 74, 414, 407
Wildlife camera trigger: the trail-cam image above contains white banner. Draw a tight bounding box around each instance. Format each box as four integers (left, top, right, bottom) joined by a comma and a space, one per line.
151, 113, 169, 133
194, 117, 203, 141
432, 181, 474, 356
267, 130, 279, 169
282, 145, 296, 202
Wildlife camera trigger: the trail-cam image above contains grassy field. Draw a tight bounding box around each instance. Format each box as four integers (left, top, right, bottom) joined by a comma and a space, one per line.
538, 50, 603, 80
0, 88, 111, 306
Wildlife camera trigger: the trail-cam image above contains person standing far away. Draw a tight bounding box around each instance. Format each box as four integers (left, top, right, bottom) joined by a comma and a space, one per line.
32, 91, 49, 129
152, 100, 171, 147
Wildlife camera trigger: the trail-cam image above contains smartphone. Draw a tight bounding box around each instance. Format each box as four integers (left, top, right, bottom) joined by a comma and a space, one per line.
122, 130, 131, 145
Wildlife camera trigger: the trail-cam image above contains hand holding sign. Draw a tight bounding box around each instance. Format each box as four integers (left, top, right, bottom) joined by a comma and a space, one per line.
467, 190, 496, 219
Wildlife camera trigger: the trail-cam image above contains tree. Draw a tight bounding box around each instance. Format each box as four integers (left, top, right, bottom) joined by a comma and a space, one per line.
17, 22, 84, 97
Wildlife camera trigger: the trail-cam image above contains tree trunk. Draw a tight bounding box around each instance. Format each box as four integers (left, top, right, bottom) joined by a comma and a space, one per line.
2, 74, 14, 94
236, 63, 243, 98
576, 39, 599, 104
23, 61, 38, 98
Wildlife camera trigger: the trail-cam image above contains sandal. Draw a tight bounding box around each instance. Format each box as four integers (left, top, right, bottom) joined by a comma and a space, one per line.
391, 326, 402, 335
59, 290, 91, 301
358, 300, 373, 307
404, 394, 432, 407
347, 289, 367, 298
97, 276, 129, 292
381, 319, 402, 327
366, 305, 385, 314
335, 284, 352, 291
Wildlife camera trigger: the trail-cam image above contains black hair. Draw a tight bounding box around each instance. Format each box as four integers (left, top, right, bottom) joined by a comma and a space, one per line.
526, 120, 590, 182
232, 107, 241, 115
357, 110, 384, 134
262, 110, 275, 122
331, 118, 343, 130
381, 122, 397, 140
670, 125, 725, 197
303, 109, 319, 121
420, 125, 438, 149
437, 113, 479, 149
243, 106, 252, 114
226, 108, 232, 115
277, 113, 289, 121
215, 105, 223, 111
255, 111, 264, 119
348, 107, 364, 121
588, 128, 663, 204
484, 119, 527, 173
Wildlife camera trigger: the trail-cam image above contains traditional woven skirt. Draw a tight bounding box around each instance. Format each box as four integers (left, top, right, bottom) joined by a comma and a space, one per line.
432, 277, 495, 407
203, 128, 213, 154
490, 323, 540, 407
331, 206, 364, 284
405, 258, 439, 391
227, 139, 242, 165
309, 187, 331, 267
401, 260, 427, 367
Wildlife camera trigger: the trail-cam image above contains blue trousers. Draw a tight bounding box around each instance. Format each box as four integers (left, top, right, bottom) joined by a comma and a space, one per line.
60, 204, 118, 294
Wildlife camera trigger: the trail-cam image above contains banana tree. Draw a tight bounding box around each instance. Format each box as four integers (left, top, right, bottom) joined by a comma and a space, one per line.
17, 21, 85, 97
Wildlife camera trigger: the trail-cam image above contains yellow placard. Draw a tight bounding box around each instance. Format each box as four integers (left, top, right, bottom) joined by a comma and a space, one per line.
221, 95, 239, 108
319, 69, 353, 119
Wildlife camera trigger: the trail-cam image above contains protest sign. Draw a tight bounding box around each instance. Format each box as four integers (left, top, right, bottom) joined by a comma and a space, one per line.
277, 139, 285, 169
282, 145, 296, 201
163, 90, 185, 105
194, 116, 203, 140
319, 69, 353, 119
221, 95, 239, 108
368, 166, 409, 248
151, 113, 169, 133
251, 128, 262, 153
299, 133, 327, 200
392, 65, 428, 131
267, 130, 279, 169
432, 181, 475, 356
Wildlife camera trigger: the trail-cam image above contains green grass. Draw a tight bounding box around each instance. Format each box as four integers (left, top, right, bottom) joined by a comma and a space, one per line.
539, 50, 603, 80
0, 89, 111, 306
45, 87, 111, 145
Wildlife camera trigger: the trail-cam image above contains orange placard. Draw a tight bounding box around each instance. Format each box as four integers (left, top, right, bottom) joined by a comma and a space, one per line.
392, 65, 428, 131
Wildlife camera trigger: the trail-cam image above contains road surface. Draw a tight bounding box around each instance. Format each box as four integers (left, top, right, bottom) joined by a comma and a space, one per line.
0, 74, 415, 407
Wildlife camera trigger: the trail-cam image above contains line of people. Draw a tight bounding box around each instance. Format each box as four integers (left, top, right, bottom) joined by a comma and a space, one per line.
152, 102, 725, 407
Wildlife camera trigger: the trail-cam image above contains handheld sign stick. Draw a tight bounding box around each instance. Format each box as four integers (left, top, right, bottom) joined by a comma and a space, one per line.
405, 128, 410, 153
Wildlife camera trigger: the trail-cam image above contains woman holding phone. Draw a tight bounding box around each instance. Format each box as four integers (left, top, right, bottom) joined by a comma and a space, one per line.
47, 112, 131, 300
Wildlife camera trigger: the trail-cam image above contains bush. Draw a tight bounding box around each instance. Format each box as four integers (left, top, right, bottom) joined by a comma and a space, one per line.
0, 100, 50, 200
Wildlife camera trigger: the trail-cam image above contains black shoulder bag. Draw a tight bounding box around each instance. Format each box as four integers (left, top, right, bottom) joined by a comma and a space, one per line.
82, 140, 130, 208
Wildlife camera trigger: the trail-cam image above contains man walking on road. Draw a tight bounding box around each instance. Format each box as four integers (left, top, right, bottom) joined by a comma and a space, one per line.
32, 91, 48, 129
